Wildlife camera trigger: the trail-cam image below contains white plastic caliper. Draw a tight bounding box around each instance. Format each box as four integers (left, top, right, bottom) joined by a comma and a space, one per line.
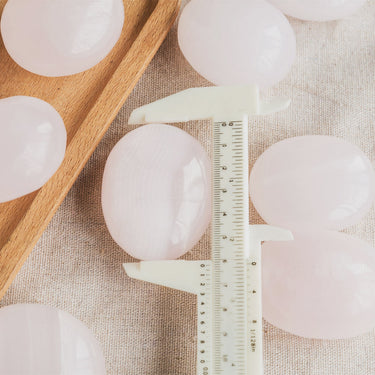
124, 85, 293, 375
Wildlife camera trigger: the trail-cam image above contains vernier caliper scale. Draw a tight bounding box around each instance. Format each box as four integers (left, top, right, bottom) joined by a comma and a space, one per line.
123, 85, 293, 375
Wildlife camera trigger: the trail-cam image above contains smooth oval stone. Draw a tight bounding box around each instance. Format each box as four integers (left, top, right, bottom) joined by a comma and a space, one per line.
0, 304, 106, 374
0, 96, 66, 203
249, 136, 375, 231
178, 0, 296, 89
263, 230, 375, 339
102, 124, 211, 261
267, 0, 366, 21
1, 0, 124, 77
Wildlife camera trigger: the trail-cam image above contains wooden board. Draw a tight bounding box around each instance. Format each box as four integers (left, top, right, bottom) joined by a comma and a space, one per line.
0, 0, 180, 299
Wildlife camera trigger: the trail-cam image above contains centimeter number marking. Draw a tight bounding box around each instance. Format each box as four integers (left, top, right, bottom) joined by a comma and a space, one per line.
211, 118, 249, 375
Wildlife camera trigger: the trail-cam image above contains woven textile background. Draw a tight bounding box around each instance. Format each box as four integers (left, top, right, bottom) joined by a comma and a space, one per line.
1, 1, 375, 374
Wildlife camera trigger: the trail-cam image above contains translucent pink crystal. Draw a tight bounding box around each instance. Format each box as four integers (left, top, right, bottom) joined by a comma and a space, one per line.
266, 0, 367, 21
102, 124, 211, 261
0, 0, 124, 77
250, 136, 375, 231
0, 96, 66, 203
262, 230, 375, 339
178, 0, 296, 89
0, 304, 106, 374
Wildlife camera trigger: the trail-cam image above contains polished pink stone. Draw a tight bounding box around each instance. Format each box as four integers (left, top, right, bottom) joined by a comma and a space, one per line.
1, 0, 124, 77
102, 124, 211, 261
262, 230, 375, 339
178, 0, 296, 89
0, 304, 106, 374
0, 96, 66, 203
250, 136, 375, 231
267, 0, 367, 21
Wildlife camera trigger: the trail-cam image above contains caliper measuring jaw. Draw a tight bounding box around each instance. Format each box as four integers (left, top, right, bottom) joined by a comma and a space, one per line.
123, 85, 293, 375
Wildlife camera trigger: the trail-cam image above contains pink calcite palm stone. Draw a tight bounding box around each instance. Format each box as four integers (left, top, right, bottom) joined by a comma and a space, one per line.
1, 0, 124, 77
250, 136, 375, 231
267, 0, 367, 21
262, 230, 375, 339
102, 124, 211, 261
178, 0, 296, 89
0, 304, 106, 374
0, 96, 66, 203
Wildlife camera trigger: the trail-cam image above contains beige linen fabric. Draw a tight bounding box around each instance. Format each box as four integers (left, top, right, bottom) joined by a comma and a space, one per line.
1, 1, 375, 374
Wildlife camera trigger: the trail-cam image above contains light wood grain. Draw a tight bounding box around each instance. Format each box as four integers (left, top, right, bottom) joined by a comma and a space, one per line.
0, 0, 181, 299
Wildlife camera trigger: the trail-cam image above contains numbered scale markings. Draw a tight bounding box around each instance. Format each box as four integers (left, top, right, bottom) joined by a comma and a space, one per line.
123, 86, 293, 375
